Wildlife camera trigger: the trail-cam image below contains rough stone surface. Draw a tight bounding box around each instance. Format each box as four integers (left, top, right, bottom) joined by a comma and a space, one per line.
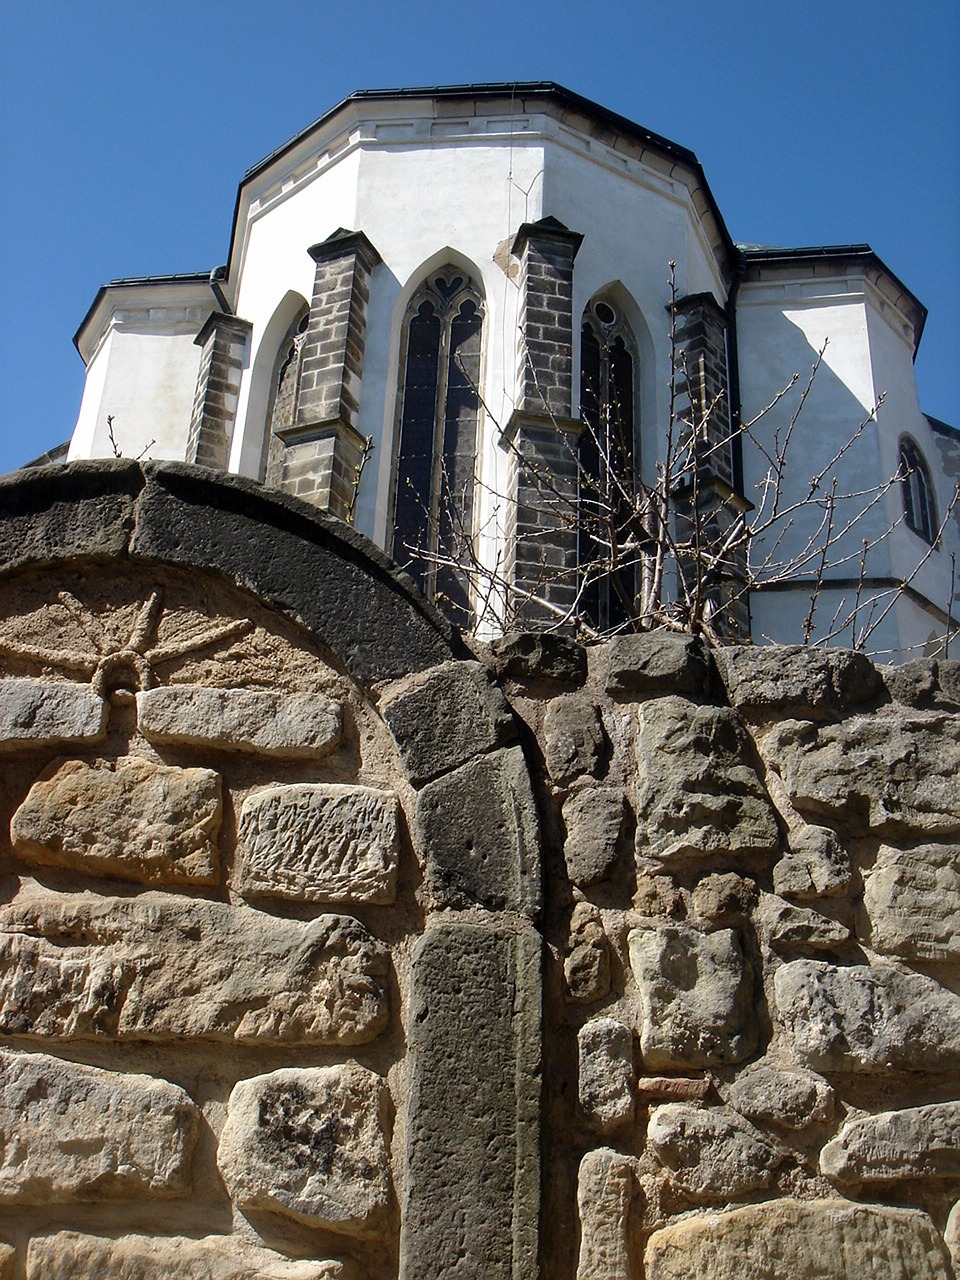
629, 924, 757, 1068
562, 786, 625, 886
727, 1064, 834, 1129
860, 841, 960, 961
564, 902, 611, 1004
775, 959, 960, 1071
488, 631, 586, 683
647, 1104, 779, 1199
773, 824, 852, 900
635, 1076, 711, 1102
26, 1233, 359, 1280
400, 922, 540, 1280
763, 709, 960, 837
10, 756, 221, 886
691, 872, 757, 921
715, 644, 880, 719
644, 1199, 952, 1280
576, 1148, 636, 1280
755, 893, 850, 951
381, 660, 515, 784
217, 1064, 390, 1235
543, 695, 604, 784
235, 783, 398, 904
883, 657, 960, 710
413, 746, 540, 914
635, 697, 779, 865
820, 1100, 960, 1183
0, 678, 106, 748
0, 1244, 10, 1280
605, 631, 713, 696
946, 1201, 960, 1276
0, 1048, 197, 1202
578, 1017, 635, 1133
136, 684, 342, 757
0, 883, 388, 1045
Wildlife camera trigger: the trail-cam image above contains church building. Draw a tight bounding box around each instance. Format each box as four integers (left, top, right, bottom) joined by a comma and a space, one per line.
64, 83, 958, 656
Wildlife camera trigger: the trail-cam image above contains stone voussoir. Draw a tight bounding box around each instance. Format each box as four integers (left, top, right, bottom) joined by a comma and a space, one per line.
136, 684, 342, 758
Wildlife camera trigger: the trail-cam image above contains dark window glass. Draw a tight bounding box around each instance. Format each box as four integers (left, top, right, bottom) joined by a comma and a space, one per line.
900, 437, 937, 544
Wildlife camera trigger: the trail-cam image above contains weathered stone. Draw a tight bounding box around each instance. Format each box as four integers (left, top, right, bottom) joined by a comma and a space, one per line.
0, 882, 388, 1045
632, 874, 683, 917
10, 756, 221, 886
646, 1103, 779, 1199
860, 841, 960, 961
578, 1017, 635, 1133
564, 902, 611, 1004
946, 1200, 960, 1276
576, 1148, 637, 1280
629, 924, 757, 1069
605, 631, 713, 696
0, 1048, 197, 1202
26, 1233, 359, 1280
488, 631, 586, 683
727, 1064, 834, 1129
762, 709, 960, 837
218, 1064, 390, 1236
775, 959, 960, 1071
635, 697, 779, 865
691, 872, 757, 921
773, 824, 852, 900
0, 1243, 11, 1280
413, 746, 540, 914
543, 695, 604, 784
755, 893, 850, 951
136, 684, 342, 757
400, 922, 540, 1280
0, 678, 106, 749
882, 657, 960, 710
563, 786, 625, 886
715, 644, 880, 719
820, 1100, 960, 1183
382, 660, 515, 784
235, 783, 398, 904
645, 1198, 951, 1280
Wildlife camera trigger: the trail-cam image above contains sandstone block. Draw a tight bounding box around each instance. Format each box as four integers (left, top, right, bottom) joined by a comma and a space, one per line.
773, 824, 852, 900
635, 697, 779, 865
413, 746, 540, 914
629, 924, 757, 1069
576, 1148, 637, 1280
775, 958, 960, 1071
400, 922, 541, 1280
488, 631, 586, 683
820, 1100, 960, 1183
605, 631, 712, 696
755, 893, 850, 951
10, 756, 221, 886
860, 841, 960, 961
762, 709, 960, 837
562, 786, 625, 886
691, 872, 756, 922
0, 1243, 10, 1280
946, 1200, 960, 1276
0, 1048, 197, 1202
382, 660, 515, 784
26, 1233, 360, 1280
136, 684, 342, 757
0, 883, 388, 1045
646, 1103, 779, 1199
218, 1064, 390, 1236
0, 677, 107, 748
564, 903, 611, 1005
543, 695, 604, 783
578, 1017, 635, 1133
645, 1198, 951, 1280
727, 1063, 834, 1129
715, 644, 879, 719
235, 783, 398, 904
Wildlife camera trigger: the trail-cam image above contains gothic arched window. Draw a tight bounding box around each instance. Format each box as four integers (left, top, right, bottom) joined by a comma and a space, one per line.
391, 270, 484, 622
899, 436, 938, 544
579, 297, 639, 630
262, 306, 309, 486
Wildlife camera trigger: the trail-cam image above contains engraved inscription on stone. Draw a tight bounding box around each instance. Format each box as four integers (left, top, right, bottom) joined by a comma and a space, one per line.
235, 783, 399, 904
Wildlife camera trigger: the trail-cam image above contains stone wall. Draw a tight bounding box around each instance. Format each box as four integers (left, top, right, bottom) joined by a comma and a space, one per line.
0, 462, 958, 1279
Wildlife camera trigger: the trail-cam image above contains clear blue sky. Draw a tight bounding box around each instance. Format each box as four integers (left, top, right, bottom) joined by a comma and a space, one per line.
1, 0, 957, 474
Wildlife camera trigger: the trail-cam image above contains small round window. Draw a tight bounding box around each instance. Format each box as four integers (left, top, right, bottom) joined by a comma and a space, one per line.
593, 301, 617, 326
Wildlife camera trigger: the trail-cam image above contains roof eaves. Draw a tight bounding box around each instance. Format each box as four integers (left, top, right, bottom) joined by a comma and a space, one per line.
73, 271, 217, 354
